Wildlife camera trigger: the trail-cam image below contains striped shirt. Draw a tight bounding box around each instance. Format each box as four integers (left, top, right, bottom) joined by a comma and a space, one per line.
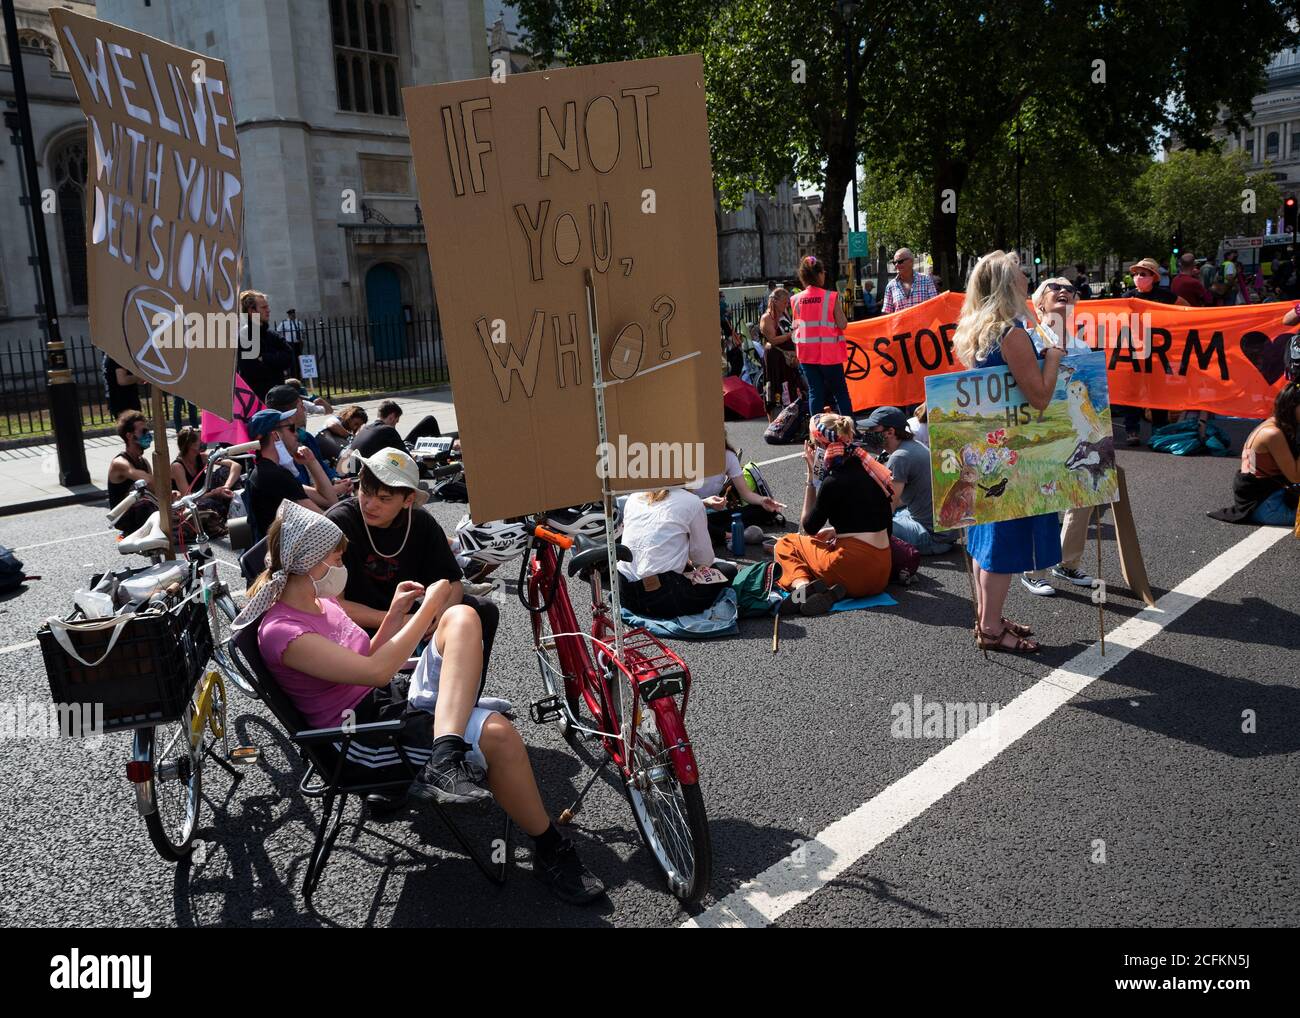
880, 273, 939, 314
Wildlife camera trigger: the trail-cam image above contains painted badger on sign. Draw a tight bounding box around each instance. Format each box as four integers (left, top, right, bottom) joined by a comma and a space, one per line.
1065, 435, 1115, 490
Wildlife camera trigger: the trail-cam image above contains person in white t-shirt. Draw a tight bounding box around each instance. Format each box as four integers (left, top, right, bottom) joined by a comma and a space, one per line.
617, 488, 738, 619
690, 441, 785, 542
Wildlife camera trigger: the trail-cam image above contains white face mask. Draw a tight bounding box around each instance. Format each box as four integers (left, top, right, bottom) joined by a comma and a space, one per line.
275, 437, 295, 468
311, 562, 348, 599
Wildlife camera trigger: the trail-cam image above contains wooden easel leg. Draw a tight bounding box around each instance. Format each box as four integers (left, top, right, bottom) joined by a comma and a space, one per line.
1095, 507, 1105, 656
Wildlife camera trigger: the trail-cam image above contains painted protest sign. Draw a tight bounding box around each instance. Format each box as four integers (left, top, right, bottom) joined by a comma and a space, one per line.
845, 292, 1291, 419
51, 9, 243, 417
405, 55, 723, 523
926, 351, 1119, 530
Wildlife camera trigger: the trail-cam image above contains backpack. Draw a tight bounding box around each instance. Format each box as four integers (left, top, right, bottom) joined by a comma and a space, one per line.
724, 460, 785, 525
764, 399, 808, 444
0, 545, 29, 593
731, 560, 780, 617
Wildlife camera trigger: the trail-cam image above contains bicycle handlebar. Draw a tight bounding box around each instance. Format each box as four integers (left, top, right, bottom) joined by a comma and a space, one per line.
107, 486, 145, 523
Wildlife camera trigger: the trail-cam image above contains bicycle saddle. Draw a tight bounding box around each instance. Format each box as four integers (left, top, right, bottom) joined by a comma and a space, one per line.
117, 510, 170, 555
566, 540, 632, 578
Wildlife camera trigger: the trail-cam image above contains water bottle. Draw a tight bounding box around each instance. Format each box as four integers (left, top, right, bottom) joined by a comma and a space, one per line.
730, 512, 745, 555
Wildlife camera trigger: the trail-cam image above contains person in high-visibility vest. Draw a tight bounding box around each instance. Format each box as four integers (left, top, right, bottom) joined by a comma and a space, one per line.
789, 255, 852, 416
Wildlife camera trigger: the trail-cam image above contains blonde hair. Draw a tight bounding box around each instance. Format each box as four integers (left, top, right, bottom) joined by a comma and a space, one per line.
814, 413, 855, 442
642, 489, 671, 503
769, 286, 790, 305
952, 250, 1027, 368
1031, 277, 1073, 309
239, 289, 267, 313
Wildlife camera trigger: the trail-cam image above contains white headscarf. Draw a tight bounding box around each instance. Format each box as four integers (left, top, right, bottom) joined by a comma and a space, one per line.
232, 501, 344, 629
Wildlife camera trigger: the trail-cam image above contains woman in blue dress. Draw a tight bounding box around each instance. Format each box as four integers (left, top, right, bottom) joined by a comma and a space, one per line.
952, 251, 1066, 654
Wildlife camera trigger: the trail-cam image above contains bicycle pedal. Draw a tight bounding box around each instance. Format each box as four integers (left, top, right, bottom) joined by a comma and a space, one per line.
529, 695, 565, 725
228, 745, 260, 768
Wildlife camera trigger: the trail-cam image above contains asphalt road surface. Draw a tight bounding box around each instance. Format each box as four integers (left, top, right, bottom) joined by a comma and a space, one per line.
0, 418, 1295, 929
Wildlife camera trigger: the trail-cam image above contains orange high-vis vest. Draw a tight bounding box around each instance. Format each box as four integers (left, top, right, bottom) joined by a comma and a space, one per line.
790, 286, 846, 365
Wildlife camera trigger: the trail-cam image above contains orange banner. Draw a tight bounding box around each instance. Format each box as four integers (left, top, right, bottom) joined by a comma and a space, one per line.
844, 293, 1294, 418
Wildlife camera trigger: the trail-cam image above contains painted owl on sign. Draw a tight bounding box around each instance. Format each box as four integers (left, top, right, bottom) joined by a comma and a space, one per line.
1065, 377, 1108, 444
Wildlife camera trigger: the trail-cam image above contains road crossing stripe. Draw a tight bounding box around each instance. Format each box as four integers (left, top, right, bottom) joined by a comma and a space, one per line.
684, 524, 1289, 928
14, 531, 113, 552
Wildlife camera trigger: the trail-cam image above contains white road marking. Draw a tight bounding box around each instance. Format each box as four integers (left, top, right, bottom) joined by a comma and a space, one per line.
14, 531, 113, 552
685, 525, 1289, 928
755, 451, 804, 467
0, 640, 38, 655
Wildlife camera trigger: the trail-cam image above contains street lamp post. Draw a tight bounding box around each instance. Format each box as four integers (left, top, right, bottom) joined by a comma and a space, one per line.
3, 4, 89, 486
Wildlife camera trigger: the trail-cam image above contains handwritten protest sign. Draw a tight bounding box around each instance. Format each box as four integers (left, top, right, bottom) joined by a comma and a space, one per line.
405, 55, 722, 523
926, 351, 1118, 530
51, 9, 243, 417
845, 292, 1292, 419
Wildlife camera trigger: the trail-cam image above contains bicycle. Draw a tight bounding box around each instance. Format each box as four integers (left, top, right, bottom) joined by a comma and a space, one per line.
516, 519, 712, 904
105, 442, 261, 859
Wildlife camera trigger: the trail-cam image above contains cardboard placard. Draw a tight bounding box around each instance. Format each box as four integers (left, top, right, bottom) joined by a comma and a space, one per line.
926, 351, 1119, 530
298, 354, 318, 380
405, 55, 723, 523
51, 9, 243, 417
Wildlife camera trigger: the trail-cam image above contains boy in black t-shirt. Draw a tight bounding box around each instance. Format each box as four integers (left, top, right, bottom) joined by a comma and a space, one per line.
326, 449, 498, 684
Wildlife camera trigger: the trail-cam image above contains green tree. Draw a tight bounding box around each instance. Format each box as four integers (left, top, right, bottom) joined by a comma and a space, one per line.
1133, 149, 1282, 259
513, 0, 890, 282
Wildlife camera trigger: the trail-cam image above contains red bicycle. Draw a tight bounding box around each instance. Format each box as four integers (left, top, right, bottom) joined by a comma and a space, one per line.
519, 519, 712, 904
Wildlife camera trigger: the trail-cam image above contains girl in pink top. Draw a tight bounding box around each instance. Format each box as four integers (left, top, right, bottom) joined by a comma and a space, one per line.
234, 501, 604, 904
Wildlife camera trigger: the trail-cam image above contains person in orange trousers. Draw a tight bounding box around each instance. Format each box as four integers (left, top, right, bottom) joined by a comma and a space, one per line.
774, 414, 894, 615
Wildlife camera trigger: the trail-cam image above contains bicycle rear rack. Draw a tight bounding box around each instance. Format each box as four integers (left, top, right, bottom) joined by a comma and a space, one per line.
607, 627, 692, 704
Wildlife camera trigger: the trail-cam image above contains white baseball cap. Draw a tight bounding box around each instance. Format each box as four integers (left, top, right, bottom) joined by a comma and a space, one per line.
359, 448, 429, 506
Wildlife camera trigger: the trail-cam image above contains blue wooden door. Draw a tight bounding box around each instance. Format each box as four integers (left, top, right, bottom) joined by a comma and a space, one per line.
365, 264, 405, 361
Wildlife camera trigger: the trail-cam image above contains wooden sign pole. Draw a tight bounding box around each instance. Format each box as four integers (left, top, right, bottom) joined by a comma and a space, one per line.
1095, 506, 1105, 656
149, 387, 175, 560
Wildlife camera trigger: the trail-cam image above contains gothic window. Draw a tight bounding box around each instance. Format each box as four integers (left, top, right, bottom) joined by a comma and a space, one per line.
331, 0, 401, 116
16, 29, 57, 70
51, 135, 89, 307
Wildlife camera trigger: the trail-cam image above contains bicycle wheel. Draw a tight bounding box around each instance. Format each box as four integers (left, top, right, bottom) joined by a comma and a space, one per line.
624, 711, 712, 905
208, 588, 255, 699
531, 607, 584, 752
137, 703, 201, 861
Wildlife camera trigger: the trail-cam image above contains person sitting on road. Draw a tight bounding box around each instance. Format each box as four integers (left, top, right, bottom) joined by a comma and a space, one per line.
351, 400, 407, 459
692, 438, 785, 543
170, 427, 241, 532
285, 378, 332, 416
243, 408, 340, 537
326, 448, 498, 683
773, 413, 894, 615
314, 405, 365, 467
237, 502, 603, 904
1210, 382, 1300, 526
107, 410, 162, 534
617, 488, 738, 619
863, 405, 955, 556
265, 384, 347, 487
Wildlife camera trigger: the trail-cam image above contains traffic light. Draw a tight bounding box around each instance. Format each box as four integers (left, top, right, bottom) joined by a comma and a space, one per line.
1172, 223, 1183, 256
1285, 196, 1297, 234
1033, 241, 1042, 266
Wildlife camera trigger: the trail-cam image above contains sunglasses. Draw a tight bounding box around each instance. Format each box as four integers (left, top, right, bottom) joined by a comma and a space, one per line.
1045, 282, 1077, 295
1132, 269, 1155, 278
892, 257, 912, 266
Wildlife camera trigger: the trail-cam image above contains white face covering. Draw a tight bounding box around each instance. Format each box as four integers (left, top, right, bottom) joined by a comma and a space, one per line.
275, 436, 295, 468
311, 562, 348, 599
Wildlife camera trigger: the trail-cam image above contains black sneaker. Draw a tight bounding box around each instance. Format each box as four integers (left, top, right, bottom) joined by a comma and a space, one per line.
1125, 431, 1141, 447
533, 838, 605, 904
407, 755, 493, 807
1051, 565, 1094, 587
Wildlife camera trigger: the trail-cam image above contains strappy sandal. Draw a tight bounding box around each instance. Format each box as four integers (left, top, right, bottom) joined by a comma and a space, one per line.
1001, 617, 1033, 638
975, 624, 1040, 654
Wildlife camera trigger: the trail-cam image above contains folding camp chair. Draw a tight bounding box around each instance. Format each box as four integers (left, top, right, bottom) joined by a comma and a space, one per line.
230, 616, 510, 901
